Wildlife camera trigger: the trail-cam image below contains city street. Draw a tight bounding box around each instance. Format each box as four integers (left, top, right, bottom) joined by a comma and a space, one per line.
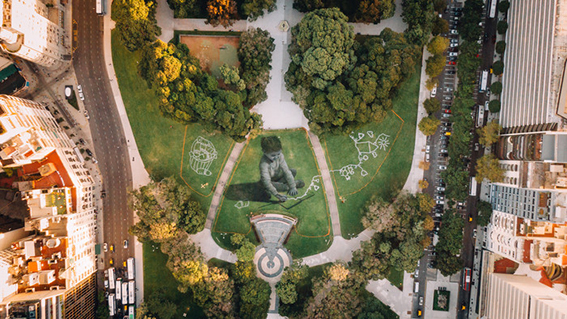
72, 1, 135, 274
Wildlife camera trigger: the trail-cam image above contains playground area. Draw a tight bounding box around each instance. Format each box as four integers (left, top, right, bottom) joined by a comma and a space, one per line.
179, 34, 240, 79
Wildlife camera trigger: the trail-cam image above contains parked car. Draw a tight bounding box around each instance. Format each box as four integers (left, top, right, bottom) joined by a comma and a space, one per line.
450, 29, 458, 35
442, 113, 451, 118
431, 86, 437, 97
123, 240, 128, 249
101, 190, 106, 198
436, 187, 446, 191
85, 149, 93, 156
104, 243, 108, 252
419, 296, 424, 306
449, 52, 458, 57
426, 145, 430, 153
109, 258, 114, 266
438, 165, 447, 170
79, 138, 86, 145
77, 84, 83, 93
78, 92, 85, 101
110, 244, 114, 253
435, 200, 445, 205
435, 196, 444, 200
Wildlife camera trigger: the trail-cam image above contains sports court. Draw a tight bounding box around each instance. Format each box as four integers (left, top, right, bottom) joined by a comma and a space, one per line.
179, 34, 240, 79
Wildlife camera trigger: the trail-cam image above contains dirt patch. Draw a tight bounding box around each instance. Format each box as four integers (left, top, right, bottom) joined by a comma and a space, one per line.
179, 35, 240, 79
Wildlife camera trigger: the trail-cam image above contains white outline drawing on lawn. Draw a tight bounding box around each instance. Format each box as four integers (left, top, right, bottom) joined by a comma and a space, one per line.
189, 136, 218, 176
333, 131, 390, 181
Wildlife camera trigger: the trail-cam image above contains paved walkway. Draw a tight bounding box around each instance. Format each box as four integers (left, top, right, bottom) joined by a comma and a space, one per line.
205, 142, 246, 229
190, 229, 237, 262
302, 229, 374, 266
402, 46, 430, 193
307, 132, 342, 237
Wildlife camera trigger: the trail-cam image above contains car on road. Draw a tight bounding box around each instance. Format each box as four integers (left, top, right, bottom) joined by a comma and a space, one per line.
469, 214, 473, 222
419, 296, 424, 306
123, 240, 128, 249
431, 86, 437, 97
101, 190, 106, 198
450, 38, 459, 43
426, 145, 430, 153
85, 149, 93, 156
79, 138, 86, 145
109, 258, 114, 266
84, 110, 89, 120
123, 261, 127, 267
437, 187, 446, 191
438, 165, 447, 170
448, 61, 456, 65
449, 52, 458, 57
444, 109, 451, 114
110, 244, 114, 253
435, 196, 444, 200
91, 157, 98, 164
450, 29, 458, 35
77, 84, 83, 93
104, 280, 108, 289
444, 96, 452, 101
104, 243, 108, 252
442, 113, 451, 118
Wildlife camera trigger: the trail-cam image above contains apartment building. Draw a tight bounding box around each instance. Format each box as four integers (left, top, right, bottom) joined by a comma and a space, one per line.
0, 95, 96, 318
0, 0, 70, 68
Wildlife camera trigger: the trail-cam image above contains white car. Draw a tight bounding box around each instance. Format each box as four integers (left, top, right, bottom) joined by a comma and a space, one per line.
438, 165, 447, 170
449, 52, 458, 57
77, 84, 83, 93
450, 43, 458, 48
436, 200, 445, 205
431, 86, 437, 97
79, 92, 85, 101
426, 145, 430, 153
450, 29, 459, 35
436, 187, 446, 191
84, 110, 89, 119
103, 243, 108, 252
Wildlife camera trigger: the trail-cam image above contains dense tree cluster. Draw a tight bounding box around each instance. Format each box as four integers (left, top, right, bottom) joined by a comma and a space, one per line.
238, 28, 276, 107
293, 0, 396, 24
167, 0, 276, 22
351, 193, 433, 281
139, 38, 263, 142
129, 177, 205, 242
418, 116, 440, 136
112, 0, 161, 52
434, 209, 464, 276
285, 8, 419, 135
401, 0, 435, 46
423, 98, 441, 115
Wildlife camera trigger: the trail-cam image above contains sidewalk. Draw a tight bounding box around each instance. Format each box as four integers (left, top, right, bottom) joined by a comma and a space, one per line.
302, 229, 374, 266
402, 46, 430, 194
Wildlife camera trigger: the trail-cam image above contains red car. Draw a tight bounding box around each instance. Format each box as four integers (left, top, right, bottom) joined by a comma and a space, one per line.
448, 61, 456, 65
444, 109, 451, 113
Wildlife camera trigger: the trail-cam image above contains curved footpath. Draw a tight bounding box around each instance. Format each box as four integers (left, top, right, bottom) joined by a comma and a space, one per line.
104, 0, 428, 317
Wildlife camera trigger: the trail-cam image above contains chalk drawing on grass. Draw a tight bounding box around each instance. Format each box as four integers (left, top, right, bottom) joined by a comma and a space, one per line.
189, 136, 218, 176
235, 200, 250, 209
334, 131, 390, 181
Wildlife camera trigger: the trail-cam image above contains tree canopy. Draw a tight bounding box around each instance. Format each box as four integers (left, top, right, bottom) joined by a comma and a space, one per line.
476, 154, 504, 182
495, 41, 506, 55
423, 98, 441, 114
490, 81, 502, 95
498, 0, 510, 12
489, 99, 501, 113
497, 21, 508, 34
286, 9, 419, 135
477, 200, 493, 227
427, 36, 449, 55
112, 0, 161, 52
401, 0, 435, 46
478, 120, 501, 146
492, 61, 504, 75
293, 0, 396, 24
139, 37, 264, 142
435, 208, 464, 276
418, 116, 440, 136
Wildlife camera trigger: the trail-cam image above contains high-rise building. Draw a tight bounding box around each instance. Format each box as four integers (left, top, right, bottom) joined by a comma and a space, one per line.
0, 0, 69, 68
0, 95, 96, 318
484, 273, 567, 319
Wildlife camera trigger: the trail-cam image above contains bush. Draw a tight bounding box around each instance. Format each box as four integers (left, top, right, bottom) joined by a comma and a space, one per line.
488, 100, 501, 113
495, 41, 506, 54
490, 82, 502, 95
492, 61, 504, 75
498, 0, 510, 13
497, 21, 508, 34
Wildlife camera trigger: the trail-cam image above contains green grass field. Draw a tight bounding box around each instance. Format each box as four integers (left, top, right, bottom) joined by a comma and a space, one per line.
212, 130, 332, 258
387, 268, 404, 290
323, 64, 421, 237
111, 31, 234, 206
143, 243, 204, 318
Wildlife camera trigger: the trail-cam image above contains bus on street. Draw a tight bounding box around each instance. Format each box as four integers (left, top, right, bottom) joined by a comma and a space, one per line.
128, 281, 135, 304
96, 0, 106, 15
469, 177, 477, 196
463, 267, 472, 291
488, 0, 497, 18
127, 257, 135, 280
108, 268, 115, 290
479, 70, 489, 92
108, 294, 116, 316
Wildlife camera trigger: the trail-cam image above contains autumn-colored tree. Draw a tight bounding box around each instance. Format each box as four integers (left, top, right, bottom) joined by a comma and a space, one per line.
427, 36, 450, 55
418, 179, 429, 189
426, 54, 445, 78
476, 154, 504, 182
206, 0, 238, 27
416, 193, 435, 213
418, 116, 440, 136
419, 161, 430, 171
477, 120, 502, 146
